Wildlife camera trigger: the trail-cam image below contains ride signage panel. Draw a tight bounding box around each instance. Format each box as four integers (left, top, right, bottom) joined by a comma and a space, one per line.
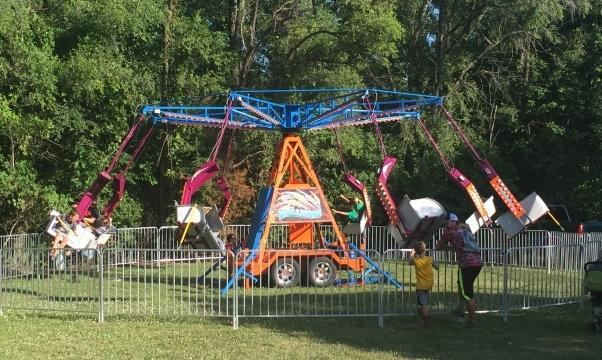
271, 188, 329, 223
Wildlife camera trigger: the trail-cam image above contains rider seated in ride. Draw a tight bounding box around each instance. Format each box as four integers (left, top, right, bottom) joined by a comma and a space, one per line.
332, 194, 365, 223
50, 210, 97, 257
50, 210, 79, 257
83, 200, 100, 227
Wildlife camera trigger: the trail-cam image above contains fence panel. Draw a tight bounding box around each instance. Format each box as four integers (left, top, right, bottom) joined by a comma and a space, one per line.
0, 247, 100, 315
473, 228, 504, 249
1, 228, 598, 323
364, 226, 398, 256
435, 227, 507, 249
505, 244, 584, 312
157, 226, 199, 262
223, 224, 400, 253
0, 233, 43, 249
158, 226, 177, 250
102, 248, 233, 318
115, 227, 158, 250
234, 249, 382, 319
583, 235, 602, 263
224, 225, 250, 247
548, 231, 587, 246
381, 248, 505, 316
110, 227, 159, 265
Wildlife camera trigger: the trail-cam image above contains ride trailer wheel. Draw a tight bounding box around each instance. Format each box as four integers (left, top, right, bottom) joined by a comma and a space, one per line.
308, 257, 336, 287
271, 258, 301, 288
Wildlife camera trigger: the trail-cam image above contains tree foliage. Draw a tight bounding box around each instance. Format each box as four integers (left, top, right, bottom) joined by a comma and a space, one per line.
0, 0, 600, 233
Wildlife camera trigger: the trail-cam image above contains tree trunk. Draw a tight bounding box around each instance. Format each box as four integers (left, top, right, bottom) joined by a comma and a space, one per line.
434, 0, 448, 95
156, 0, 177, 225
161, 0, 176, 103
235, 0, 259, 87
518, 45, 531, 127
229, 0, 246, 50
405, 0, 430, 91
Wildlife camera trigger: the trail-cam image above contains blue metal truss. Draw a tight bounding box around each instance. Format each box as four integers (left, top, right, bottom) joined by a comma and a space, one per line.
141, 89, 443, 132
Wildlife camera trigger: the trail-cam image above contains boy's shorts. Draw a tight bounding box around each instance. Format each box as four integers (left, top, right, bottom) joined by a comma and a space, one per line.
416, 290, 430, 306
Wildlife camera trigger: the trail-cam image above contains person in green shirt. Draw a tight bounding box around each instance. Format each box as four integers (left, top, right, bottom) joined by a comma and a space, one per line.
333, 195, 365, 223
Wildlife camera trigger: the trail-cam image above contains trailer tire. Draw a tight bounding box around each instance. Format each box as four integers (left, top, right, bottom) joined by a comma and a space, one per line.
308, 257, 337, 287
271, 258, 301, 288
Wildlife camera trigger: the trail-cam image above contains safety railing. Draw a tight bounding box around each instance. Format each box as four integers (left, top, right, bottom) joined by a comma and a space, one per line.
115, 226, 159, 250
0, 233, 44, 250
502, 243, 586, 320
583, 238, 602, 263
381, 248, 506, 316
157, 226, 178, 250
431, 228, 555, 251
1, 231, 601, 328
101, 248, 232, 320
233, 249, 382, 322
39, 225, 597, 256
0, 247, 101, 317
107, 225, 399, 252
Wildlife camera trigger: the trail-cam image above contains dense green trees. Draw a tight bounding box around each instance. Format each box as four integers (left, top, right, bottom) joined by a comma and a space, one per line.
0, 0, 600, 233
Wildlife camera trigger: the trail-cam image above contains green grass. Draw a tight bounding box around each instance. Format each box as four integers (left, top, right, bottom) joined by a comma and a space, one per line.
0, 305, 600, 359
1, 255, 598, 359
1, 259, 584, 318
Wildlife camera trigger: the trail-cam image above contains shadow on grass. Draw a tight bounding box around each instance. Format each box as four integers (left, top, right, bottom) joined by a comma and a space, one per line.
2, 292, 600, 359
4, 270, 577, 317
238, 305, 602, 360
116, 274, 227, 288
2, 307, 234, 327
1, 286, 140, 303
2, 287, 99, 302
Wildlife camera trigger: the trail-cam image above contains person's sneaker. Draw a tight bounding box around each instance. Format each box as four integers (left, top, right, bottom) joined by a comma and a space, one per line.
452, 308, 465, 318
466, 320, 476, 328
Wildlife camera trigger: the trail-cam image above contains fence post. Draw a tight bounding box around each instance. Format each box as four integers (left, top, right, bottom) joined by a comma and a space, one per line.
579, 244, 585, 310
233, 252, 239, 330
584, 234, 591, 261
0, 248, 3, 316
98, 249, 104, 323
156, 227, 162, 264
378, 250, 384, 328
503, 248, 510, 322
544, 232, 551, 275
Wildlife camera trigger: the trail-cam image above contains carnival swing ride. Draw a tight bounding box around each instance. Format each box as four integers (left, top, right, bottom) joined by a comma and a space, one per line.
47, 89, 552, 292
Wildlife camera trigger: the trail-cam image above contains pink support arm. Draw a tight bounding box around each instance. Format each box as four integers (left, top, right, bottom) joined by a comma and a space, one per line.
180, 160, 221, 205
74, 171, 112, 219
343, 172, 365, 193
101, 173, 126, 218
215, 175, 232, 219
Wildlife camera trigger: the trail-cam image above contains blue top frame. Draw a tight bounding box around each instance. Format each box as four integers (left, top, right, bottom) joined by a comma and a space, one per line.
141, 89, 443, 132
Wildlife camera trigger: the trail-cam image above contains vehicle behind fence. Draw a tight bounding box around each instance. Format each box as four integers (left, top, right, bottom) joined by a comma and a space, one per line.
1, 226, 601, 327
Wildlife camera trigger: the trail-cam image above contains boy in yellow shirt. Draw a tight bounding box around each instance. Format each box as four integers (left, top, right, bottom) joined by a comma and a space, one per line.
409, 241, 439, 326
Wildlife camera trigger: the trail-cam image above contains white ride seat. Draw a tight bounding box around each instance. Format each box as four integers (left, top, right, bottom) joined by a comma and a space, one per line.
343, 213, 368, 235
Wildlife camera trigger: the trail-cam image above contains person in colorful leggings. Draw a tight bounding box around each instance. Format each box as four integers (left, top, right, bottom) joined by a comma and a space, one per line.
436, 213, 482, 328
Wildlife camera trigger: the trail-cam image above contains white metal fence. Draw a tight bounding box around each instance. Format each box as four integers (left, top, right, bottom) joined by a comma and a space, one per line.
1, 226, 601, 328
381, 248, 507, 316
0, 233, 44, 250
2, 225, 599, 256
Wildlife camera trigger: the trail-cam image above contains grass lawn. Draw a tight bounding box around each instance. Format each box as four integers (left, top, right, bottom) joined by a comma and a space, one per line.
0, 305, 600, 359
1, 257, 583, 318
